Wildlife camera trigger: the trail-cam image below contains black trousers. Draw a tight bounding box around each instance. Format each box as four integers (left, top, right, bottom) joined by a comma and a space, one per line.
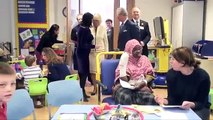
194, 107, 210, 120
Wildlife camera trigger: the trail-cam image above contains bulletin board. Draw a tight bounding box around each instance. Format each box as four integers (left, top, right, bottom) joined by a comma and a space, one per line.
18, 27, 47, 52
15, 0, 49, 55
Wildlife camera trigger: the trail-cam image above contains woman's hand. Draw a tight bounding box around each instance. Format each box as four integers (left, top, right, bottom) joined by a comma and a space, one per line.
155, 95, 168, 105
181, 101, 195, 109
134, 81, 146, 89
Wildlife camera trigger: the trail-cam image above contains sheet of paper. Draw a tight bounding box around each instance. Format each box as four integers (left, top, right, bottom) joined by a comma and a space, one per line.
59, 113, 86, 120
160, 111, 188, 120
119, 79, 135, 89
21, 49, 29, 56
132, 105, 163, 117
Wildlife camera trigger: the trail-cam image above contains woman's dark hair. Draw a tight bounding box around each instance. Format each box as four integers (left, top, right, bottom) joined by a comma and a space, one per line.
171, 46, 200, 68
48, 24, 59, 37
81, 12, 93, 27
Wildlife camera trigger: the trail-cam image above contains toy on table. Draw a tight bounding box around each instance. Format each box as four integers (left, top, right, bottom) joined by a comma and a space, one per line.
89, 103, 143, 120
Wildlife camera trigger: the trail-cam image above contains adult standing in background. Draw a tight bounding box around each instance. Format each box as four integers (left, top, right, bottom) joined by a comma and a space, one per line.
77, 12, 94, 102
105, 19, 114, 53
131, 7, 151, 56
90, 13, 108, 95
36, 24, 63, 62
70, 14, 83, 71
116, 7, 140, 51
155, 47, 210, 120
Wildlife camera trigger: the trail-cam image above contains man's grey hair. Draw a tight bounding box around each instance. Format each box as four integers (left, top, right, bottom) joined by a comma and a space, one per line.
116, 7, 128, 16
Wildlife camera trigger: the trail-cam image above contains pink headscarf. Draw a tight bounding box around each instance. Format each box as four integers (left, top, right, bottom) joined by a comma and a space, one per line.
115, 39, 154, 80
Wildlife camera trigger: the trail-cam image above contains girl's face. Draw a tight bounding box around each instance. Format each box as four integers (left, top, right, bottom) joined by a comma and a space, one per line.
0, 74, 16, 103
132, 45, 142, 58
42, 52, 48, 62
170, 56, 184, 71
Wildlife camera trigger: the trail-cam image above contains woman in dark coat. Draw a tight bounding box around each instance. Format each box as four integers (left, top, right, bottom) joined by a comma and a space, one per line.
77, 12, 94, 102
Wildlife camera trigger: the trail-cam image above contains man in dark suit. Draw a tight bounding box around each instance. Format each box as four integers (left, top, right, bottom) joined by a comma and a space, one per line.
131, 7, 151, 56
105, 19, 114, 59
116, 7, 140, 51
70, 14, 82, 70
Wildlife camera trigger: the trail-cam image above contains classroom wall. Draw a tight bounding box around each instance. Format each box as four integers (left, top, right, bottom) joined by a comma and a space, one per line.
135, 0, 174, 40
205, 0, 213, 40
49, 0, 66, 41
0, 0, 15, 44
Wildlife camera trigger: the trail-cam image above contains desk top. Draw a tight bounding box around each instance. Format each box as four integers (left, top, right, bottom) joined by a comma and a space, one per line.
51, 105, 201, 120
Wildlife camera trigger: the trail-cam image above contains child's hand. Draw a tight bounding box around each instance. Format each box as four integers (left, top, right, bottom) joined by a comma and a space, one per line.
16, 73, 22, 79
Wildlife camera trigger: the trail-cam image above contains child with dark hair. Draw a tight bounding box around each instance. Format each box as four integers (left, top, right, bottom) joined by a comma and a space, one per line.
0, 62, 16, 119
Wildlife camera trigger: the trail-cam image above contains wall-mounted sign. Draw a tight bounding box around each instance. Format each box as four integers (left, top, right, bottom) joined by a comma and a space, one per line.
17, 0, 47, 23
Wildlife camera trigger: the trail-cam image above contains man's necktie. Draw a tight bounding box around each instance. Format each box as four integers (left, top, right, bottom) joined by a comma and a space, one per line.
136, 21, 139, 26
120, 22, 124, 30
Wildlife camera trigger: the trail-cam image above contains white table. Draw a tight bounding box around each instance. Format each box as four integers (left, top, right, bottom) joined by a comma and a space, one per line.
51, 105, 201, 120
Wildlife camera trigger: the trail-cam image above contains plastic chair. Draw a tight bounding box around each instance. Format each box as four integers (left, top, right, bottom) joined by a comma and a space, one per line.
28, 78, 48, 106
65, 74, 78, 80
28, 78, 48, 96
19, 59, 27, 68
47, 80, 83, 119
100, 59, 120, 105
209, 89, 213, 110
7, 89, 36, 120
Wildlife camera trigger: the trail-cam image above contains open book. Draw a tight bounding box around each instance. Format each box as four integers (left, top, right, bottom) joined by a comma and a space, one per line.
119, 79, 136, 89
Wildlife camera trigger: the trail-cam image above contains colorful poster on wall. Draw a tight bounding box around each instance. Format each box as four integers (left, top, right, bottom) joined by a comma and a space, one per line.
17, 0, 47, 24
18, 28, 47, 54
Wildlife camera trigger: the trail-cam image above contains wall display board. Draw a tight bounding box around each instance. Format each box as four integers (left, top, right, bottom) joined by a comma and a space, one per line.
16, 0, 48, 55
17, 0, 47, 24
18, 27, 47, 54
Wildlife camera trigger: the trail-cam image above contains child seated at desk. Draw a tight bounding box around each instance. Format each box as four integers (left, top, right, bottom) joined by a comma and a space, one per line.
17, 55, 44, 108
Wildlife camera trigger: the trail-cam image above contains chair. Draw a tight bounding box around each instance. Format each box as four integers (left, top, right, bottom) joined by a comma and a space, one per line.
100, 59, 119, 105
7, 89, 36, 120
19, 59, 27, 68
47, 80, 83, 119
28, 78, 48, 106
28, 78, 48, 96
65, 74, 78, 80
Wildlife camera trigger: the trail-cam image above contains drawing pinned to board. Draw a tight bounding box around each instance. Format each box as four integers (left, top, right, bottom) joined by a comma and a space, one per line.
19, 29, 33, 41
18, 28, 47, 55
